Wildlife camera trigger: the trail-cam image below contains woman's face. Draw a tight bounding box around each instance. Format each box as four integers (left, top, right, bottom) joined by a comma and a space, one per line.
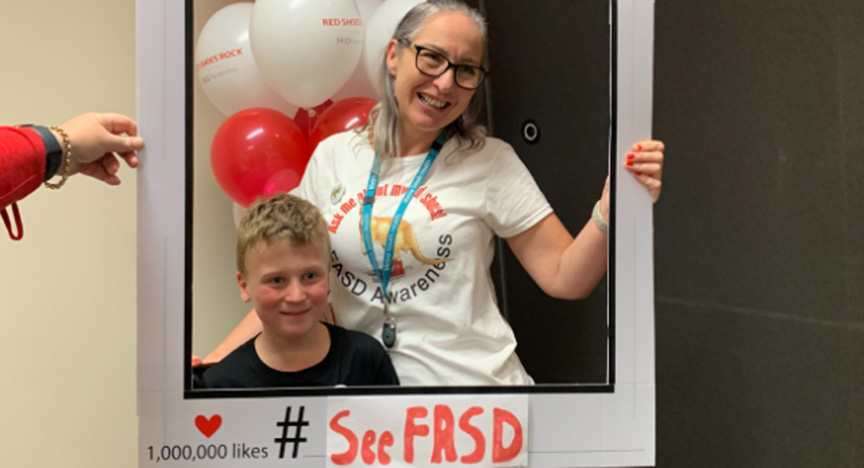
385, 10, 485, 144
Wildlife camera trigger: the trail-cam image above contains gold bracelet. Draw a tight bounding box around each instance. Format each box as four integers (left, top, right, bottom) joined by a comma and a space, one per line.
44, 125, 72, 190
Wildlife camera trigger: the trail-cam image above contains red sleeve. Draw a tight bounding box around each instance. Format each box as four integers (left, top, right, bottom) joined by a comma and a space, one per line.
0, 126, 46, 208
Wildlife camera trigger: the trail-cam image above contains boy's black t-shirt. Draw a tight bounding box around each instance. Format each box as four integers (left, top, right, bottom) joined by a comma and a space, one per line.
200, 323, 400, 388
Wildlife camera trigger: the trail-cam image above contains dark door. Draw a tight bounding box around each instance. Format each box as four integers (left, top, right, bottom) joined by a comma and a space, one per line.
474, 0, 613, 384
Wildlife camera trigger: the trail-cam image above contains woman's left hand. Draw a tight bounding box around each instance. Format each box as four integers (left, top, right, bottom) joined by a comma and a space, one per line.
624, 140, 664, 202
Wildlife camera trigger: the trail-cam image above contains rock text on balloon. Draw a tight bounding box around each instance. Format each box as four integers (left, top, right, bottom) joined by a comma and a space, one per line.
195, 48, 243, 72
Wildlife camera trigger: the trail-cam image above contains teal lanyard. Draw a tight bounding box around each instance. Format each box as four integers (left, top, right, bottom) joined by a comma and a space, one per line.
361, 133, 445, 298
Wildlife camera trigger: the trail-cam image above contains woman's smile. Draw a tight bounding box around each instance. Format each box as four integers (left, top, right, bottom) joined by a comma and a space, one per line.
418, 92, 450, 110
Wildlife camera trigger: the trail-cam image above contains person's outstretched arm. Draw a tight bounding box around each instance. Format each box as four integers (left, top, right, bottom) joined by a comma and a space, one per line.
0, 126, 48, 208
1, 112, 144, 207
507, 140, 664, 300
1, 112, 144, 240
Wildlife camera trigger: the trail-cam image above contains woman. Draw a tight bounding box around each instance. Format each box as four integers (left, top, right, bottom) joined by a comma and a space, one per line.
203, 0, 663, 386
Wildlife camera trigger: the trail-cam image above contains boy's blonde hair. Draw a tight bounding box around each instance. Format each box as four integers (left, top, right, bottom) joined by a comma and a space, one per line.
236, 193, 331, 274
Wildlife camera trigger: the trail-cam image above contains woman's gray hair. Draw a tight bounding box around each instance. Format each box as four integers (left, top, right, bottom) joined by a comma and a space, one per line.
367, 0, 488, 159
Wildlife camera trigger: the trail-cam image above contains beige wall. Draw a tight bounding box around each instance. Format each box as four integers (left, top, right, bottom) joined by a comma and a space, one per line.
0, 1, 137, 467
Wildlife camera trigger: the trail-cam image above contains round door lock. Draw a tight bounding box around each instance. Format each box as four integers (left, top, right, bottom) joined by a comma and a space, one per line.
522, 120, 540, 144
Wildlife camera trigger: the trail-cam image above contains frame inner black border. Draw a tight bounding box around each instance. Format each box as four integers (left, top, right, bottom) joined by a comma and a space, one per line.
183, 0, 618, 399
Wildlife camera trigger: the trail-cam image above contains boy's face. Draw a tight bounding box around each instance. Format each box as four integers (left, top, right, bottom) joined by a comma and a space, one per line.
238, 238, 330, 340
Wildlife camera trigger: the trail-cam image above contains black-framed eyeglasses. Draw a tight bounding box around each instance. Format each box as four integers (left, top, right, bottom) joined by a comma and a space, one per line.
397, 38, 489, 90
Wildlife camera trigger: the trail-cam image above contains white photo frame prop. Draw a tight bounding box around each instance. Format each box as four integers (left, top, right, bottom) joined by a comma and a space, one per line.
136, 0, 655, 467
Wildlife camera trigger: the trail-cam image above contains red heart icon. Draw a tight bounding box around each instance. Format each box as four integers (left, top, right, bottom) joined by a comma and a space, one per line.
195, 415, 222, 438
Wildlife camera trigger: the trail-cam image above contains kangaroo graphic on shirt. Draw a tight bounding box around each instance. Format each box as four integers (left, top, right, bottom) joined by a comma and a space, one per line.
360, 217, 452, 264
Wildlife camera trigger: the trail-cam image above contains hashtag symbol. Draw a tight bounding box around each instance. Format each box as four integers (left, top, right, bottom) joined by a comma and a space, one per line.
274, 406, 309, 459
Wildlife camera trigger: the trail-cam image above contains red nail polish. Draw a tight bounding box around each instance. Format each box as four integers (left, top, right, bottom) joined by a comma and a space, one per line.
636, 144, 643, 151
627, 153, 635, 159
635, 171, 642, 176
626, 161, 634, 166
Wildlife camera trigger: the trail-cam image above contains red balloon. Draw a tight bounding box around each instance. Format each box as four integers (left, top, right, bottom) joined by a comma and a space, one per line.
293, 99, 334, 138
309, 97, 377, 151
211, 108, 311, 207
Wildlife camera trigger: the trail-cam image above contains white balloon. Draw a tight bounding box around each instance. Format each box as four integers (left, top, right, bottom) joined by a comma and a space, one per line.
232, 202, 247, 230
331, 0, 385, 101
251, 0, 364, 108
196, 2, 298, 117
363, 0, 425, 97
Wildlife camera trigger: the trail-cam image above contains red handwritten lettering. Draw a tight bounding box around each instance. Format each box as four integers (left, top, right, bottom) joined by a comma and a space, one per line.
330, 411, 358, 465
361, 430, 376, 465
492, 408, 523, 463
378, 431, 394, 465
431, 405, 457, 463
404, 406, 430, 464
327, 404, 524, 465
459, 407, 485, 464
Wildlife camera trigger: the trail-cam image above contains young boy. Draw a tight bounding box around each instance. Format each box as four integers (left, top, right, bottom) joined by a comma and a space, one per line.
201, 194, 399, 388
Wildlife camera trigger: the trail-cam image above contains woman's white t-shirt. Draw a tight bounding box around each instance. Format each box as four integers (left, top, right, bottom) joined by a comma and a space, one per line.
293, 131, 552, 386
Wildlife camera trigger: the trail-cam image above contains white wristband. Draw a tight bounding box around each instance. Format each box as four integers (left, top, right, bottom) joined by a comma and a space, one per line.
592, 200, 608, 234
